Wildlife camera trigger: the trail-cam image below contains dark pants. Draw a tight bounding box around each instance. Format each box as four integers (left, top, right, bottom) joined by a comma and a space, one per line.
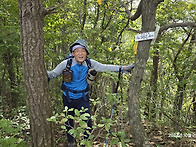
62, 94, 92, 143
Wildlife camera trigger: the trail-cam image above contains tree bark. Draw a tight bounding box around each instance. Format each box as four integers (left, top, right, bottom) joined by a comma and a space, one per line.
18, 0, 54, 146
127, 0, 158, 146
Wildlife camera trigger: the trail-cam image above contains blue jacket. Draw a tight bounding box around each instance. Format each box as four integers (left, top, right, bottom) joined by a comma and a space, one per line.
47, 58, 121, 99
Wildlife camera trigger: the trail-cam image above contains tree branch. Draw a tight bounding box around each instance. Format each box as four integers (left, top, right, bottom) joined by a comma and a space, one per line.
118, 0, 132, 19
173, 32, 191, 80
93, 5, 100, 28
159, 22, 196, 33
129, 0, 142, 21
155, 0, 164, 6
81, 0, 87, 31
118, 0, 142, 21
115, 19, 130, 48
43, 1, 67, 16
161, 111, 181, 127
126, 28, 142, 33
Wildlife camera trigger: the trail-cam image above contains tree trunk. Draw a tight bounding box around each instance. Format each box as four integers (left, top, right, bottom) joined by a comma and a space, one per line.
145, 50, 159, 119
18, 0, 54, 146
150, 50, 159, 118
151, 50, 159, 98
192, 94, 196, 125
128, 0, 157, 146
173, 82, 187, 130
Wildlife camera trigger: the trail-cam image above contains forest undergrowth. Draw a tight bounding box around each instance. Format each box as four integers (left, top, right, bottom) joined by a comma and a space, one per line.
53, 120, 196, 147
1, 108, 196, 147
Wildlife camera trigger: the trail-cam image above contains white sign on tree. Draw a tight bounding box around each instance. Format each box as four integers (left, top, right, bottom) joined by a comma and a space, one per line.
135, 25, 160, 43
135, 32, 155, 42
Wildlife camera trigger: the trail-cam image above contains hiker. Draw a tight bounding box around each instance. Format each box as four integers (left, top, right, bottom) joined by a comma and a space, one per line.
47, 39, 135, 147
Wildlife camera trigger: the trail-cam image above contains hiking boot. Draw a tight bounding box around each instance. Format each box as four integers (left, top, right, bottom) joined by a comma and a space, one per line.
67, 142, 76, 147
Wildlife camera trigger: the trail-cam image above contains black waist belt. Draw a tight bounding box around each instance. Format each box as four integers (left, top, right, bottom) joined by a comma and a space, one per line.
61, 83, 90, 102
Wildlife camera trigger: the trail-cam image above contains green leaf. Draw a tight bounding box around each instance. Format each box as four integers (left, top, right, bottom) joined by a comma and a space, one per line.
74, 109, 80, 116
68, 129, 76, 137
105, 124, 110, 132
61, 125, 66, 130
68, 115, 74, 119
79, 121, 87, 128
98, 124, 104, 127
60, 113, 65, 117
121, 142, 126, 147
64, 106, 68, 112
112, 132, 117, 137
118, 131, 126, 139
80, 115, 88, 120
46, 118, 52, 122
124, 139, 130, 143
80, 113, 90, 120
110, 138, 119, 145
60, 118, 68, 123
91, 115, 96, 121
86, 140, 92, 147
68, 108, 74, 112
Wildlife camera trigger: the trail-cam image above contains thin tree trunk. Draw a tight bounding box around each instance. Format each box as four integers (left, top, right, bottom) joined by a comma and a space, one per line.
150, 50, 159, 118
81, 0, 87, 31
145, 50, 159, 119
18, 0, 54, 146
3, 50, 18, 109
192, 93, 196, 124
173, 83, 186, 130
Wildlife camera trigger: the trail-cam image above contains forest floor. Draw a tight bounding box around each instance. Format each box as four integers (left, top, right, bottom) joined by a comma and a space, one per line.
54, 121, 196, 147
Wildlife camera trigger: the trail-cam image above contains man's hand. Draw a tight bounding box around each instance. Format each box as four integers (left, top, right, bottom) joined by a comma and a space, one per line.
123, 63, 135, 74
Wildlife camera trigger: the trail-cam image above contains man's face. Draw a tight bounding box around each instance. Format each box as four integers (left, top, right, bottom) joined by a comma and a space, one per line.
72, 48, 87, 64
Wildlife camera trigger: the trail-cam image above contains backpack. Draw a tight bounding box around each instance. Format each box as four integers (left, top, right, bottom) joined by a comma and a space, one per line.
61, 53, 95, 102
63, 53, 97, 85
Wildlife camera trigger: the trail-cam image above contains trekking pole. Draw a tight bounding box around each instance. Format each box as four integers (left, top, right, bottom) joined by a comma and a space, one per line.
105, 67, 121, 147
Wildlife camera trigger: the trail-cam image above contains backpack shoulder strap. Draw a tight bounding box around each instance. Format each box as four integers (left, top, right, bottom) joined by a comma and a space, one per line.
66, 57, 91, 69
85, 58, 91, 69
66, 58, 73, 70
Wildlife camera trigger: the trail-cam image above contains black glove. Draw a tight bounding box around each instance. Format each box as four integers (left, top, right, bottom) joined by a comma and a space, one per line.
123, 63, 135, 74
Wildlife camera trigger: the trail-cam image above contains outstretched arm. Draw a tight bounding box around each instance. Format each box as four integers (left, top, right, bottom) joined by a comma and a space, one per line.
47, 60, 68, 79
90, 59, 134, 73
